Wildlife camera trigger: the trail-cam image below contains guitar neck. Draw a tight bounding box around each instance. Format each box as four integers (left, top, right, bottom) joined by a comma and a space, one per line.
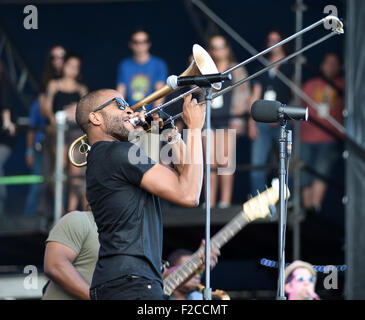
211, 212, 250, 249
163, 211, 250, 296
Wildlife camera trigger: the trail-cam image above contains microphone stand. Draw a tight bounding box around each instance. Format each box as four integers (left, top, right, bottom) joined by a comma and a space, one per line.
203, 86, 213, 301
277, 117, 292, 300
166, 74, 229, 300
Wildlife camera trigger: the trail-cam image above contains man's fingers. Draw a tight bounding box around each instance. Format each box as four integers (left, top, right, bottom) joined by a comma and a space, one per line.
184, 93, 192, 104
151, 113, 164, 128
137, 111, 146, 123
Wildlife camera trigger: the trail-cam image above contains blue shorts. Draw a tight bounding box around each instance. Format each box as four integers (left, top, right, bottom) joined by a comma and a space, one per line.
300, 142, 341, 187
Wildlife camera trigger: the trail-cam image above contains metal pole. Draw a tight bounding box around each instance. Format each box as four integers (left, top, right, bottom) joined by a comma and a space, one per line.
203, 86, 212, 300
169, 33, 337, 124
292, 0, 306, 261
53, 111, 66, 226
277, 121, 288, 300
191, 0, 345, 134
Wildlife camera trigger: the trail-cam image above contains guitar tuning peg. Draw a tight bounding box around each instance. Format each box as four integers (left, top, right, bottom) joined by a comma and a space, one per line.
256, 190, 266, 214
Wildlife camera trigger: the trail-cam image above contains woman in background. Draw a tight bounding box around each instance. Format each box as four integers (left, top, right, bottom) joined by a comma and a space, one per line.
204, 35, 251, 208
42, 53, 88, 213
248, 30, 293, 194
25, 45, 66, 216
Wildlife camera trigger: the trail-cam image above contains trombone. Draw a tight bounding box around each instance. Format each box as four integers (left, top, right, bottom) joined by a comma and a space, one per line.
69, 15, 344, 167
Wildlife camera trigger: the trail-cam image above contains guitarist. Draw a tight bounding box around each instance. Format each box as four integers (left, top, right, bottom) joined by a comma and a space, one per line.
165, 248, 204, 300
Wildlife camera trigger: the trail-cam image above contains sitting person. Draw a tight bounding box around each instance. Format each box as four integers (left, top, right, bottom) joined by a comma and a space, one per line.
166, 249, 204, 300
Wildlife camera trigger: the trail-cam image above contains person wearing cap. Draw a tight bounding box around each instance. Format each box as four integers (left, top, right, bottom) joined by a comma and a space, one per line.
284, 260, 320, 300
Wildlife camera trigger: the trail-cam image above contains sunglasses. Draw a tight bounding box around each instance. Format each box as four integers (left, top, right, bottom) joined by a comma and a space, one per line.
295, 276, 316, 283
131, 39, 150, 45
92, 97, 129, 113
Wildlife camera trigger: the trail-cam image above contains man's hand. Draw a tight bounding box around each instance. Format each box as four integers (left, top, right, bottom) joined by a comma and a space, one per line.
3, 119, 16, 136
44, 242, 91, 300
182, 94, 206, 130
197, 239, 221, 272
127, 109, 148, 133
132, 109, 146, 125
178, 273, 202, 295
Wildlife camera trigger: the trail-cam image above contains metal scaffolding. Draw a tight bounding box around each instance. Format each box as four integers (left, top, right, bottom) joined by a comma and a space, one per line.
190, 0, 346, 262
0, 21, 39, 109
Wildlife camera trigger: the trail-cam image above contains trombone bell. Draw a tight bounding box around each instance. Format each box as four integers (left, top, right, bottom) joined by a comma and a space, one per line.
191, 44, 221, 90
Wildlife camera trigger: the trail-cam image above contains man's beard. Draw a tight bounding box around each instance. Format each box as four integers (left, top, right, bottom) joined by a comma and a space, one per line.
102, 111, 130, 141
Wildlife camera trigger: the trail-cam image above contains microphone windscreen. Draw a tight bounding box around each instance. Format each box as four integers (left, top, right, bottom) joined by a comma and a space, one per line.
166, 75, 178, 90
251, 100, 281, 123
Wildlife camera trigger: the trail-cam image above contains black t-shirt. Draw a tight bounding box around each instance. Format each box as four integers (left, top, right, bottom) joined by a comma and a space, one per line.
210, 77, 233, 129
86, 140, 163, 289
252, 61, 294, 105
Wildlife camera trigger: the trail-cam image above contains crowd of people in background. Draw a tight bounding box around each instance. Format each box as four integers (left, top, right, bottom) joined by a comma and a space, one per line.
0, 27, 344, 222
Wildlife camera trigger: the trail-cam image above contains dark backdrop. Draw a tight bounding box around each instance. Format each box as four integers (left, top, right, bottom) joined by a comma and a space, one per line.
0, 0, 345, 95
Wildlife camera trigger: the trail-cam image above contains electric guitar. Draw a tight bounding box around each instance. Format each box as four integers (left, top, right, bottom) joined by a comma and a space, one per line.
163, 180, 290, 296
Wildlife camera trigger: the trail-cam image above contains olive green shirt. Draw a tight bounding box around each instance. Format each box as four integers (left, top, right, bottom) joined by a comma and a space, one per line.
42, 211, 99, 300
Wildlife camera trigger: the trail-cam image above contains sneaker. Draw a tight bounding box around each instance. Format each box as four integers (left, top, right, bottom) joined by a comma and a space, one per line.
201, 202, 216, 209
217, 202, 230, 209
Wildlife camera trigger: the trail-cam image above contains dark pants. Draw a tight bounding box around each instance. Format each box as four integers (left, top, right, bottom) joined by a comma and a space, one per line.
90, 275, 166, 300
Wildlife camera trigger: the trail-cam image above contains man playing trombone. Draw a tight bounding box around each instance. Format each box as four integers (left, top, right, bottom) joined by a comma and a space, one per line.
75, 88, 206, 300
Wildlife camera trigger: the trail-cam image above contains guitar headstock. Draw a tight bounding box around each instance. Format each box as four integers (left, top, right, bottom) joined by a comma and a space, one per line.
243, 179, 290, 221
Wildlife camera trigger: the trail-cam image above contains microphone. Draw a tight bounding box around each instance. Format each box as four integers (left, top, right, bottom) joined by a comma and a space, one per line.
251, 100, 308, 123
166, 73, 232, 90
